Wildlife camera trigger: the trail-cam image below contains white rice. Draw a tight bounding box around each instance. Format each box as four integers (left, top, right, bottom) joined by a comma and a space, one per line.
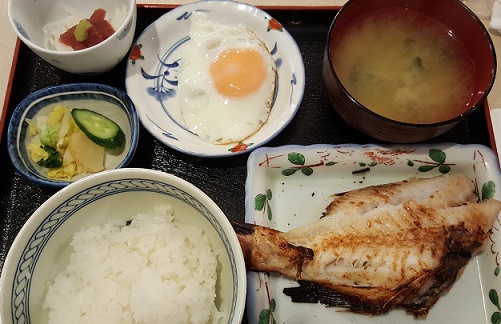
43, 205, 224, 324
42, 4, 129, 51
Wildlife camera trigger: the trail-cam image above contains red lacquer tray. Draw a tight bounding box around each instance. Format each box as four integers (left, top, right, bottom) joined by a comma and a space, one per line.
0, 5, 496, 324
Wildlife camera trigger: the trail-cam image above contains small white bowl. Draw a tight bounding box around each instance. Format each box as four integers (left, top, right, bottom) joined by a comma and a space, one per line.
125, 0, 305, 157
8, 0, 136, 74
0, 168, 247, 324
7, 83, 139, 188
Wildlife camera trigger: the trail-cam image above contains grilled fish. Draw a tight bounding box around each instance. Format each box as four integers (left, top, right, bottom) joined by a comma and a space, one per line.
234, 174, 501, 317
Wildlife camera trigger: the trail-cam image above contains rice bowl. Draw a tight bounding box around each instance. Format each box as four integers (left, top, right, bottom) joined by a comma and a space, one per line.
0, 168, 246, 324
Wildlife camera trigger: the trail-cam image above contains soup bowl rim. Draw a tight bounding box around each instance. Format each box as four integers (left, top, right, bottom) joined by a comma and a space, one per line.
325, 0, 497, 128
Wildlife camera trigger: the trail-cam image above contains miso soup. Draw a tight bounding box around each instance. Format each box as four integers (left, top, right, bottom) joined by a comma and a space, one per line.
332, 8, 475, 124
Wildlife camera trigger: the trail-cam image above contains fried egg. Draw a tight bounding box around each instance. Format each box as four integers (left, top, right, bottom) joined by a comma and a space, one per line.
176, 12, 277, 145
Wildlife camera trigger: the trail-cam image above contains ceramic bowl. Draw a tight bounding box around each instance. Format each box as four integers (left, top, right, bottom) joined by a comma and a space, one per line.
322, 0, 496, 143
7, 83, 139, 188
8, 0, 136, 74
125, 0, 305, 157
0, 168, 246, 324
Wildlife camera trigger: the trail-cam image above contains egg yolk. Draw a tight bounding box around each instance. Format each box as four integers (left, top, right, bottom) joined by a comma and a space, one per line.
210, 48, 266, 97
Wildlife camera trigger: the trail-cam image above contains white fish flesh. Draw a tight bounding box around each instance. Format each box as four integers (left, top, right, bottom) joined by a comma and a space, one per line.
234, 174, 501, 317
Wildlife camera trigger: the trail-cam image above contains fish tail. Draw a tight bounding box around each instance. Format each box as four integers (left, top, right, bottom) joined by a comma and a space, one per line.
231, 222, 314, 279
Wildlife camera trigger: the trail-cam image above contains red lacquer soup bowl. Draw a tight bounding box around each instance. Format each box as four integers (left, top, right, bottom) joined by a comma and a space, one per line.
323, 0, 496, 143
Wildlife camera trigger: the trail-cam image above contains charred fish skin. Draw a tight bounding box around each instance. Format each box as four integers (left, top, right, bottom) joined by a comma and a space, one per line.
287, 200, 500, 289
236, 174, 501, 318
283, 222, 484, 317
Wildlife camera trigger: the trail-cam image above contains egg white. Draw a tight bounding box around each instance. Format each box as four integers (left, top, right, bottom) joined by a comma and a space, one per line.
176, 12, 277, 145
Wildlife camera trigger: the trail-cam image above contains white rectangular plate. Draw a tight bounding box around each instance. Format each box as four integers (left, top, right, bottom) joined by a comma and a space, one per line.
245, 143, 501, 324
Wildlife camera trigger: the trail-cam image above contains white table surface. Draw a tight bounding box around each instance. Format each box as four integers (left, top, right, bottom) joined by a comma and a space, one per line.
2, 0, 501, 157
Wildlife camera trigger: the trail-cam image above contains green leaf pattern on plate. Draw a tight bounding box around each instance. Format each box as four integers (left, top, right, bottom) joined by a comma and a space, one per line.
414, 149, 453, 174
281, 152, 337, 176
486, 179, 500, 323
259, 298, 277, 324
359, 161, 377, 167
255, 189, 273, 220
491, 289, 501, 324
483, 181, 496, 200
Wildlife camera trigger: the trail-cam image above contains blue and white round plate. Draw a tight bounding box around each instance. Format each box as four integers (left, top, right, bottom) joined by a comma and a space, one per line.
125, 0, 305, 157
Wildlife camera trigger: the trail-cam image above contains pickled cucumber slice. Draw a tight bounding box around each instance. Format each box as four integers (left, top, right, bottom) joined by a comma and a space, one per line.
71, 108, 126, 149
